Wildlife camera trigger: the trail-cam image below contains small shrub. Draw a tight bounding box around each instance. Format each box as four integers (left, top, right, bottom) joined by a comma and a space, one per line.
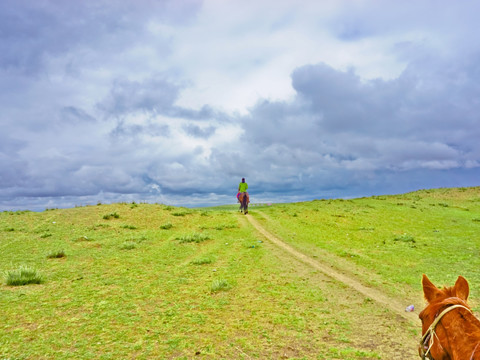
177, 233, 210, 243
172, 211, 189, 217
5, 266, 43, 286
47, 250, 66, 259
4, 227, 15, 232
121, 224, 137, 230
339, 251, 360, 258
120, 241, 136, 250
40, 233, 52, 238
160, 223, 173, 230
358, 227, 375, 231
74, 235, 92, 242
191, 257, 213, 265
103, 212, 120, 220
211, 279, 231, 292
215, 224, 237, 230
136, 236, 147, 243
93, 223, 110, 229
394, 234, 415, 243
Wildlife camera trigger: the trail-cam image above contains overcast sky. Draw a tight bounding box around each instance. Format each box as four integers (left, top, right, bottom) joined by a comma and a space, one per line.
1, 0, 480, 211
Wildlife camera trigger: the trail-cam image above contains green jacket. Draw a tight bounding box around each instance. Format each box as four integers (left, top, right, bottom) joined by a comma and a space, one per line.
238, 182, 248, 193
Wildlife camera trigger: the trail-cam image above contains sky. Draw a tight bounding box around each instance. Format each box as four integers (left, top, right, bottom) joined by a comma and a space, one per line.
1, 0, 480, 211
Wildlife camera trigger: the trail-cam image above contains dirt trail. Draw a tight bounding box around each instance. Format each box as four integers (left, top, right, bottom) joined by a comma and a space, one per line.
245, 213, 419, 325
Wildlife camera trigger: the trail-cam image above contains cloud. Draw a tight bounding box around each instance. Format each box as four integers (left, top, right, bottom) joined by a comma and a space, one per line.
227, 56, 480, 198
182, 124, 216, 138
1, 1, 480, 211
0, 0, 201, 73
99, 75, 183, 115
60, 106, 96, 124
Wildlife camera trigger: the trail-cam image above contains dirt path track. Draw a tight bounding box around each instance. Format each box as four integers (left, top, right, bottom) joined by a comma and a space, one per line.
246, 213, 419, 324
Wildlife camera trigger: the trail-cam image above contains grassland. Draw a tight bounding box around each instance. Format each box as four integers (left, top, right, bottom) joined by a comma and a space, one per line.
253, 187, 480, 302
1, 187, 479, 359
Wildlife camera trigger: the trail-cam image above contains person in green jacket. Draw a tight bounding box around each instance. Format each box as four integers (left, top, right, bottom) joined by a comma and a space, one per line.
238, 178, 248, 193
237, 178, 249, 204
237, 178, 250, 209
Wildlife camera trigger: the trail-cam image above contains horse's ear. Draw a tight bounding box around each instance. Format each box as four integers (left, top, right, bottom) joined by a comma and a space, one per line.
454, 275, 469, 301
422, 274, 441, 302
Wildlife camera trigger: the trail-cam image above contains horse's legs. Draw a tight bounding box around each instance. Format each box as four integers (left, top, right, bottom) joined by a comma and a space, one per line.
242, 196, 248, 215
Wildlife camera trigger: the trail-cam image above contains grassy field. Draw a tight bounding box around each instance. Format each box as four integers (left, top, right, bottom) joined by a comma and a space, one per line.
1, 187, 479, 359
253, 187, 480, 301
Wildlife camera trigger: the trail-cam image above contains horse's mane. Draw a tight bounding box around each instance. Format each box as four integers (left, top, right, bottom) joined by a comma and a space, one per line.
421, 294, 480, 346
420, 296, 471, 320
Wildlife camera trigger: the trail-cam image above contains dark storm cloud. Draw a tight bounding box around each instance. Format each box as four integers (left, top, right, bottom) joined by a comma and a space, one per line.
0, 0, 201, 74
60, 107, 96, 124
100, 75, 183, 115
110, 121, 171, 139
99, 75, 228, 123
290, 58, 480, 148
182, 124, 216, 138
173, 105, 228, 122
229, 55, 480, 199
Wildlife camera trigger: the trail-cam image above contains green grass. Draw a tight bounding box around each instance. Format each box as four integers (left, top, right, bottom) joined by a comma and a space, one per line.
159, 222, 173, 229
4, 265, 43, 286
103, 212, 120, 219
46, 249, 66, 258
1, 187, 479, 359
253, 186, 480, 302
119, 241, 137, 250
210, 279, 231, 292
176, 232, 210, 243
394, 233, 415, 243
191, 257, 214, 265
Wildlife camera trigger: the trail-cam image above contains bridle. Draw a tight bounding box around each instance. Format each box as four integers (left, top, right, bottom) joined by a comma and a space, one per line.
420, 304, 471, 359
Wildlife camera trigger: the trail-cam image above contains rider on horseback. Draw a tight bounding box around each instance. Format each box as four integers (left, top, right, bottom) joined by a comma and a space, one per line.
238, 178, 248, 195
237, 178, 249, 213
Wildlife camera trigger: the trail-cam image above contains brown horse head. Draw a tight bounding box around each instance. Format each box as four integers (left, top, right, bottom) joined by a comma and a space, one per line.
419, 274, 480, 359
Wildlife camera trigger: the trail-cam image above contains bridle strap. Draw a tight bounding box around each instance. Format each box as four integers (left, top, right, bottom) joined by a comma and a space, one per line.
420, 304, 471, 359
471, 342, 480, 360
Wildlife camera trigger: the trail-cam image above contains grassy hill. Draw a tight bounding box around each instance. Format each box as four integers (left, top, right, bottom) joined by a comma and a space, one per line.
1, 187, 479, 359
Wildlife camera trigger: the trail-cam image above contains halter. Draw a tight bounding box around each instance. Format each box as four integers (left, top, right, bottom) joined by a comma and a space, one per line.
420, 304, 471, 359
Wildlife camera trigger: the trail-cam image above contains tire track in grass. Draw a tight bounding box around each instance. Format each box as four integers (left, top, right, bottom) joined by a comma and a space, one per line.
245, 213, 419, 324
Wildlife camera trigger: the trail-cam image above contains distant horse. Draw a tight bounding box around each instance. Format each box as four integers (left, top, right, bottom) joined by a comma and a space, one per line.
238, 192, 249, 214
419, 274, 480, 359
